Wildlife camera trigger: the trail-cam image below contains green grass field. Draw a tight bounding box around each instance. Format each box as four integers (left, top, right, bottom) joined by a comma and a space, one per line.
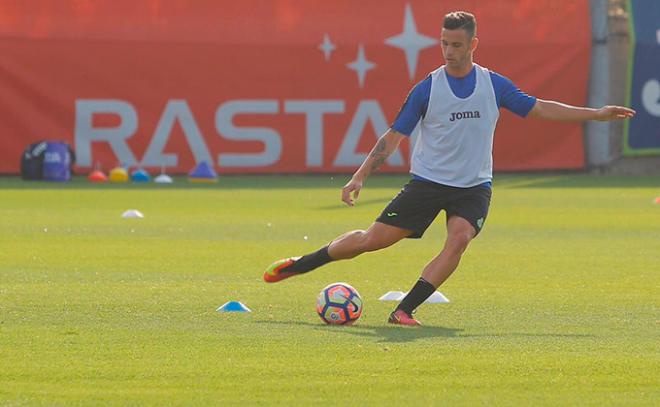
1, 174, 659, 406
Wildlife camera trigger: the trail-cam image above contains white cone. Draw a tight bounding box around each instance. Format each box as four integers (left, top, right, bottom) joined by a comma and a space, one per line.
379, 290, 450, 303
154, 174, 173, 183
378, 291, 406, 301
121, 209, 144, 218
425, 292, 450, 303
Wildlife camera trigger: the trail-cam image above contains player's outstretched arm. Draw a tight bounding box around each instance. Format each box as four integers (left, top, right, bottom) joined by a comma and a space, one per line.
529, 99, 636, 122
341, 129, 406, 206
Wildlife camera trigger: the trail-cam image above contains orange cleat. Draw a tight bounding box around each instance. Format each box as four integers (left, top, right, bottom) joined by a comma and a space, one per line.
263, 257, 302, 283
387, 309, 421, 326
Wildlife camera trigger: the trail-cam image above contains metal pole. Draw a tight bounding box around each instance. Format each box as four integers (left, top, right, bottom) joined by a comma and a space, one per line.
586, 0, 611, 167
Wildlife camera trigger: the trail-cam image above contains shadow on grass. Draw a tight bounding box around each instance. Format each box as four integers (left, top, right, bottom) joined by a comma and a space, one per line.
256, 320, 595, 343
315, 197, 392, 210
256, 320, 462, 343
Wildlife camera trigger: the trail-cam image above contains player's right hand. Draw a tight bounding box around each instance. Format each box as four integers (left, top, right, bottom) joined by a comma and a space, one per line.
341, 177, 363, 206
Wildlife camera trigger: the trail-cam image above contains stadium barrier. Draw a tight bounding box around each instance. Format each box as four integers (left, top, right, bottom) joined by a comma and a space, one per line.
624, 0, 660, 156
0, 1, 590, 174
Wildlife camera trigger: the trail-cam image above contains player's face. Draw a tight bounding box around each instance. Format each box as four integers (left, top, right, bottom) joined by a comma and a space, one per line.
441, 28, 477, 71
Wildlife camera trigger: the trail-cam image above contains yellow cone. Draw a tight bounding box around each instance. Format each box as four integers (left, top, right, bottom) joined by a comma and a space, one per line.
109, 167, 129, 183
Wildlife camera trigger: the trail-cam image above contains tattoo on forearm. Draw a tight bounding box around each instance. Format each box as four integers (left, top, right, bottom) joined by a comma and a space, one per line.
369, 138, 388, 172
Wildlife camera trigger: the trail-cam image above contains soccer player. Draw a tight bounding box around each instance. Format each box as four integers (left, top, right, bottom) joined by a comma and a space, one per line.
263, 11, 635, 326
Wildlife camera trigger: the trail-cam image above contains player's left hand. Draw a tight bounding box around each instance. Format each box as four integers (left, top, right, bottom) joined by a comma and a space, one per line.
595, 105, 636, 121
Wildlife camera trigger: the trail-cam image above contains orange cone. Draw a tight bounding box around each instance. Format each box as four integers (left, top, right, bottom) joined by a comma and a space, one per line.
88, 170, 107, 182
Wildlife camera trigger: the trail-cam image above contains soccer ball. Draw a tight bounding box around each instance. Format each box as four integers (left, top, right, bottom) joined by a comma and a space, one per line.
316, 282, 363, 325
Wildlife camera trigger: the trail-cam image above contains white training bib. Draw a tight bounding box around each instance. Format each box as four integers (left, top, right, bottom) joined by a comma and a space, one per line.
411, 64, 499, 187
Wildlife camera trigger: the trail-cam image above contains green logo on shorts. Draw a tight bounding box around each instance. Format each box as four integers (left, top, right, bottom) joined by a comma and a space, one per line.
387, 212, 398, 217
476, 217, 484, 229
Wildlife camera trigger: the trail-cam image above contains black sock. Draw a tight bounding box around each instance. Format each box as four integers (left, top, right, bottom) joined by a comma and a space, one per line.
288, 245, 333, 273
396, 278, 436, 315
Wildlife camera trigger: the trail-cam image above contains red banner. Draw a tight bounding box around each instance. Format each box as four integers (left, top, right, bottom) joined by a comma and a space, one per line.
0, 0, 590, 174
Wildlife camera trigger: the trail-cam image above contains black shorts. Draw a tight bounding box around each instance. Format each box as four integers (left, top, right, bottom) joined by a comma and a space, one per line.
376, 179, 492, 238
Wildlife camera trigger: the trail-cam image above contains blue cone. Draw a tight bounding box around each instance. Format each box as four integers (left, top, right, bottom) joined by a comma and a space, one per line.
131, 168, 151, 182
188, 160, 218, 181
216, 301, 251, 313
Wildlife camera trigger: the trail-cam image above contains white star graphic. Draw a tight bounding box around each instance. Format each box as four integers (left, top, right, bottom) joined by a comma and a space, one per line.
346, 44, 375, 88
318, 34, 336, 61
384, 3, 438, 80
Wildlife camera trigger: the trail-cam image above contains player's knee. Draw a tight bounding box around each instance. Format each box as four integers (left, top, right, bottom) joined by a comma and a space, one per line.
446, 232, 472, 255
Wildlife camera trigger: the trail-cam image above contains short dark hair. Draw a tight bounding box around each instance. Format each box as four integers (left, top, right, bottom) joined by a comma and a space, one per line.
443, 11, 477, 39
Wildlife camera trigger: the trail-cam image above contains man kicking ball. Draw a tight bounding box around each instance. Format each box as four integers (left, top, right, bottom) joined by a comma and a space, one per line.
263, 11, 635, 326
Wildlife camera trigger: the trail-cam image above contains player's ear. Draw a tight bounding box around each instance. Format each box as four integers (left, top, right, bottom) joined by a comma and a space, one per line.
471, 36, 479, 52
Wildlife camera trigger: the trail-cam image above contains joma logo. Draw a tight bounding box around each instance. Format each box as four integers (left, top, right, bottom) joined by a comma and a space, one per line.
449, 111, 481, 122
